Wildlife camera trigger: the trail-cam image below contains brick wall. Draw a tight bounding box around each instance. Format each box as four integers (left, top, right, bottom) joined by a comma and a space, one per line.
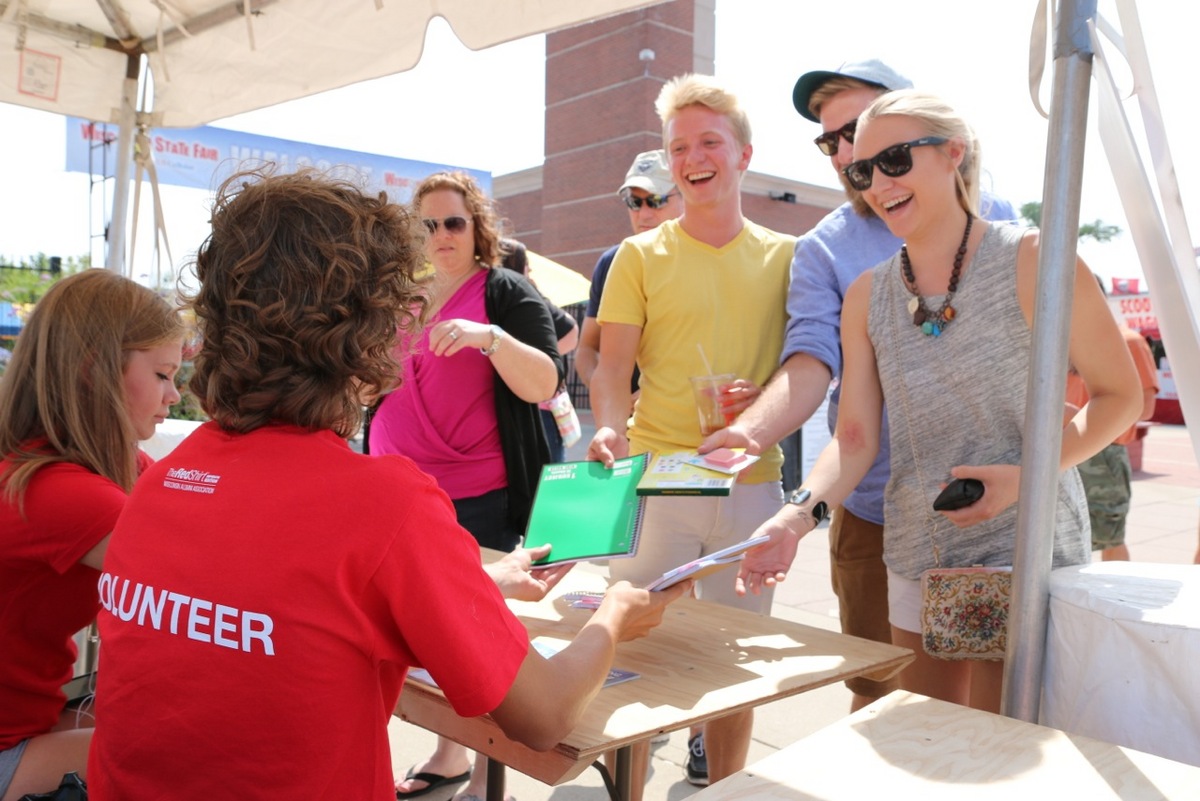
494, 0, 844, 279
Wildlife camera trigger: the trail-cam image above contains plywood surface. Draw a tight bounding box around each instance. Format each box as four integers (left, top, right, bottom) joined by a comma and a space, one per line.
395, 564, 913, 786
690, 691, 1200, 799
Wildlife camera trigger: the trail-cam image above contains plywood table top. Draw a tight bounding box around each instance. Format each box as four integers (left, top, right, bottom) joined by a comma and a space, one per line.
690, 690, 1200, 799
395, 565, 913, 786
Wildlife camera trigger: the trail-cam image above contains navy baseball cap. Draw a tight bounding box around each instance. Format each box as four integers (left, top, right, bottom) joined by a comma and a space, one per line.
792, 59, 914, 122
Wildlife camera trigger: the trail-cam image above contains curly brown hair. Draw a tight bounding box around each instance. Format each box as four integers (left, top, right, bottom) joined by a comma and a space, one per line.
412, 171, 504, 267
187, 168, 427, 437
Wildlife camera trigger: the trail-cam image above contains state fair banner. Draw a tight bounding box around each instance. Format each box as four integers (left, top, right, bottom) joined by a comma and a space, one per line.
64, 118, 490, 202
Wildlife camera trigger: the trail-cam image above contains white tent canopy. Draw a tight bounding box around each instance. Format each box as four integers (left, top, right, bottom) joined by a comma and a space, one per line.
0, 0, 660, 271
0, 0, 657, 127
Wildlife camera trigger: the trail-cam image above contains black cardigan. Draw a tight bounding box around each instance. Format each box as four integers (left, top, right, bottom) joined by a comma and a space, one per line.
483, 268, 565, 532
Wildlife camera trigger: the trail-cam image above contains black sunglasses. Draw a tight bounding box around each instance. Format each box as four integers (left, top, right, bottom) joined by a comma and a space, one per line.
620, 189, 678, 210
841, 137, 948, 191
422, 215, 470, 234
813, 119, 857, 157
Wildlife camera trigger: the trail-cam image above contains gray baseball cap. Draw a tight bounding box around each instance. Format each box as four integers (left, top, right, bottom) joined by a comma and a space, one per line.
792, 59, 914, 122
618, 150, 675, 197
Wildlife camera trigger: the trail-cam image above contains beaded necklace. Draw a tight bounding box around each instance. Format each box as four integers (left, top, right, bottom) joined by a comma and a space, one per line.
900, 214, 973, 337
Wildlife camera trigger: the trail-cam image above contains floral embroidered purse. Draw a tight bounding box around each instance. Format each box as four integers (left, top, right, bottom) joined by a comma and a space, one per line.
920, 565, 1011, 660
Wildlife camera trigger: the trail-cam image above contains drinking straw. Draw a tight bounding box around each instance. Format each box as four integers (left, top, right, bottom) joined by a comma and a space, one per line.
696, 342, 715, 376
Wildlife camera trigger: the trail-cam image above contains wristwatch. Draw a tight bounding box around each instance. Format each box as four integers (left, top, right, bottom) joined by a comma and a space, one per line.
480, 324, 505, 356
786, 487, 828, 525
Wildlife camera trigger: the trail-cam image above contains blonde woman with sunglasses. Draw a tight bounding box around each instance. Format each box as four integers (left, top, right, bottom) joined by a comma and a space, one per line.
737, 90, 1142, 712
371, 172, 562, 801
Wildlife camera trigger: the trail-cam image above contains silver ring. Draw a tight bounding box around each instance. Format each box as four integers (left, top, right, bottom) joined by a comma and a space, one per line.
449, 330, 459, 341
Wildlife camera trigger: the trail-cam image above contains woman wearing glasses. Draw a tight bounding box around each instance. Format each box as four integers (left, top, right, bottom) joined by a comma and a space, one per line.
738, 90, 1141, 712
370, 171, 561, 801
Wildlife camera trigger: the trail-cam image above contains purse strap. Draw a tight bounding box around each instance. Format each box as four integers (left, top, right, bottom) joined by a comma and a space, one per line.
885, 270, 949, 568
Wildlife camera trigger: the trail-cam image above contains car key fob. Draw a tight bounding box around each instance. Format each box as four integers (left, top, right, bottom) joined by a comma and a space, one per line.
932, 478, 985, 511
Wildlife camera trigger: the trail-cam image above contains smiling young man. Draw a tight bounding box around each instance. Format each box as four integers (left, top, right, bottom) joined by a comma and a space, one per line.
587, 73, 794, 787
698, 60, 1016, 713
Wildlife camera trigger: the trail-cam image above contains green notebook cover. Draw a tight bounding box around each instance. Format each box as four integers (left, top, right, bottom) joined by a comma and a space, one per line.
524, 454, 648, 566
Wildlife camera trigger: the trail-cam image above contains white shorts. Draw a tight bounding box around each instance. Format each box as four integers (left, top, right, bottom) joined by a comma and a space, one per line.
886, 567, 923, 634
608, 481, 783, 614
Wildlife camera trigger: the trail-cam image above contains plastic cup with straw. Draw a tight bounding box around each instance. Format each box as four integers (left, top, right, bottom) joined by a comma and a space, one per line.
690, 344, 735, 435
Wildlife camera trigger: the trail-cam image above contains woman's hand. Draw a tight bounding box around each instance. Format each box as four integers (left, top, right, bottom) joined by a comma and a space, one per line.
736, 515, 806, 596
429, 318, 492, 357
587, 426, 629, 468
486, 545, 575, 601
938, 464, 1021, 527
595, 580, 692, 642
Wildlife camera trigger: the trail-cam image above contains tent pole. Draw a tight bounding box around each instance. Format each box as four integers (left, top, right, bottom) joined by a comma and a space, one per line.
106, 55, 140, 275
1001, 0, 1097, 723
1110, 0, 1200, 466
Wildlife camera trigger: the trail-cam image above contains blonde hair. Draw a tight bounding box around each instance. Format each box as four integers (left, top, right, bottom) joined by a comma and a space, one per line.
0, 270, 184, 507
859, 89, 981, 217
412, 171, 504, 268
656, 73, 752, 150
807, 76, 887, 119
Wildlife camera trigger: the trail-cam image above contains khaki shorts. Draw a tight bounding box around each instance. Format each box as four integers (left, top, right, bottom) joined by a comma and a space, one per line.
829, 506, 899, 698
608, 481, 781, 614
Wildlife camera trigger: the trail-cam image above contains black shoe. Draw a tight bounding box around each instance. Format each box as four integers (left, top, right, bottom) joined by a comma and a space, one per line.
684, 733, 708, 786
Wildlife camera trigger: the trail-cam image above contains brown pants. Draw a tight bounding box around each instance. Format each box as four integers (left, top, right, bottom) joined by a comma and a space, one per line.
829, 506, 898, 698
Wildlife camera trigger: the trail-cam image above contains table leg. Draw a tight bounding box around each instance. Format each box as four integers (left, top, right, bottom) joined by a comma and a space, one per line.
613, 744, 631, 801
590, 745, 634, 801
486, 757, 506, 801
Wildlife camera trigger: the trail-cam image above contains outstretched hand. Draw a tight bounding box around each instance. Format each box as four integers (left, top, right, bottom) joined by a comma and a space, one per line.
597, 579, 692, 642
486, 545, 575, 601
736, 516, 803, 596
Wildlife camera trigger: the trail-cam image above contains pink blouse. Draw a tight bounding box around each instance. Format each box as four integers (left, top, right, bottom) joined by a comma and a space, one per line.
369, 270, 506, 500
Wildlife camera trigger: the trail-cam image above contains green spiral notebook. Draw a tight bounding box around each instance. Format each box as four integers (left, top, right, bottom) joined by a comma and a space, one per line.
523, 454, 648, 566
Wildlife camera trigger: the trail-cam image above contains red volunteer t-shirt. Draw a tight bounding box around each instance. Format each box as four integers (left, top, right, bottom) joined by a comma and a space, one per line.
89, 422, 528, 800
0, 449, 150, 750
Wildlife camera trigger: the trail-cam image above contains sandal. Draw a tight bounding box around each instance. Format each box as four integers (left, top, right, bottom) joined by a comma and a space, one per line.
395, 766, 471, 799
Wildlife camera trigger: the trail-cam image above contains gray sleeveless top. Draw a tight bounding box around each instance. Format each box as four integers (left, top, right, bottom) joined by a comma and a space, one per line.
866, 222, 1089, 580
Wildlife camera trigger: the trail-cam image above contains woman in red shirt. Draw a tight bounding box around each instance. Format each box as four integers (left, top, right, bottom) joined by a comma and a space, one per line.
0, 270, 183, 800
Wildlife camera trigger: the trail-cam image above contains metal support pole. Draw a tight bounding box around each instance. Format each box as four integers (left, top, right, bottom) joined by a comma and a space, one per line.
1002, 0, 1096, 723
106, 55, 140, 275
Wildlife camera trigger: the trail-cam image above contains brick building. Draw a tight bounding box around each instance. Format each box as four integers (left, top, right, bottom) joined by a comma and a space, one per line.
493, 0, 842, 278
